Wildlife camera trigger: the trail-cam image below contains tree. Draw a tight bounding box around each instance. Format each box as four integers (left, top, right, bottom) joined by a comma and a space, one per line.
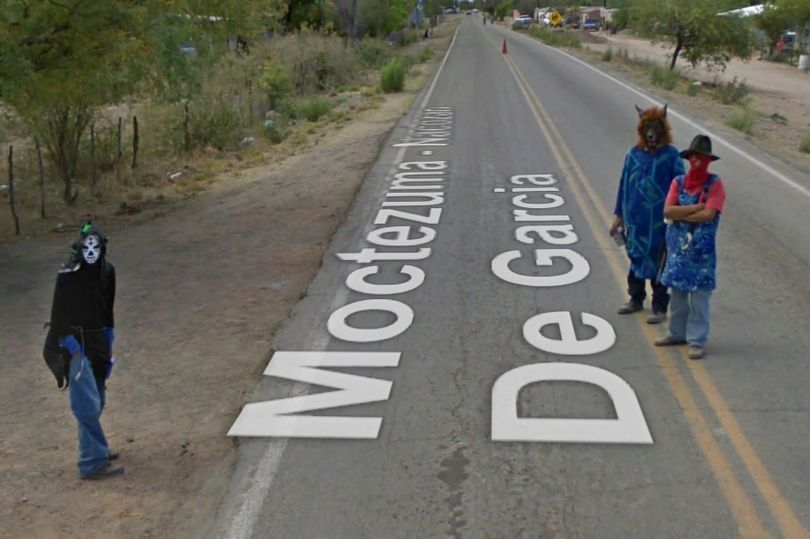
757, 0, 810, 51
631, 0, 754, 70
0, 0, 278, 203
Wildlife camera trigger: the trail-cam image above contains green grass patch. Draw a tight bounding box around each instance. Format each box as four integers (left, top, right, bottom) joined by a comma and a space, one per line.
649, 65, 679, 90
380, 58, 406, 93
715, 77, 750, 105
800, 132, 810, 154
528, 27, 581, 49
602, 47, 613, 62
294, 97, 333, 122
686, 81, 702, 96
726, 109, 755, 135
770, 112, 788, 125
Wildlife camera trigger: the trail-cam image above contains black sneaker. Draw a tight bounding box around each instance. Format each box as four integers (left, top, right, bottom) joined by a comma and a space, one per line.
109, 452, 120, 461
617, 301, 643, 315
81, 462, 124, 480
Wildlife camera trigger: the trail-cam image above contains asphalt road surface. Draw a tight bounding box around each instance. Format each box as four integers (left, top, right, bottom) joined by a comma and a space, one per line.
206, 17, 810, 539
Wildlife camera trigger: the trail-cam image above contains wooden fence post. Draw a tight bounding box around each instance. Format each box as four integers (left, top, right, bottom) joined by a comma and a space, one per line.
116, 117, 123, 185
8, 145, 20, 236
90, 123, 97, 194
35, 137, 46, 219
184, 102, 191, 154
131, 115, 139, 169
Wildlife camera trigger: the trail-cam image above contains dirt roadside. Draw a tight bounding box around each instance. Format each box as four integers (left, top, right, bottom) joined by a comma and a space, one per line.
0, 21, 460, 539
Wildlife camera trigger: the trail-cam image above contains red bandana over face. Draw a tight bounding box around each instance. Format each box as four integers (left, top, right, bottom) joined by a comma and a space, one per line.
685, 155, 711, 192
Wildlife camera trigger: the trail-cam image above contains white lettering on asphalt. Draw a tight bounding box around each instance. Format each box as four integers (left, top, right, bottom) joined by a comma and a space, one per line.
394, 107, 454, 147
327, 299, 414, 343
523, 312, 615, 355
491, 249, 590, 287
227, 352, 400, 439
491, 363, 653, 444
346, 265, 425, 295
491, 173, 652, 444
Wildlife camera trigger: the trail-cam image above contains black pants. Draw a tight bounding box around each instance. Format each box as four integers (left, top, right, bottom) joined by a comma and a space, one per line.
627, 271, 669, 313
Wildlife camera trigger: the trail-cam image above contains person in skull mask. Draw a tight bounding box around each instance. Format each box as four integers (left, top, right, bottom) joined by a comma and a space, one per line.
43, 222, 123, 480
610, 104, 685, 324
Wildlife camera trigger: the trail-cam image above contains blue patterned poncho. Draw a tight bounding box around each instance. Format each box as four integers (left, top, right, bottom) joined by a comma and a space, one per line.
614, 145, 685, 280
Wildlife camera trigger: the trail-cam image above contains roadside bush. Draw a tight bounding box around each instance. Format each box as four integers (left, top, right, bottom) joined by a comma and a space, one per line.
686, 81, 702, 96
262, 112, 290, 144
726, 109, 755, 135
184, 98, 243, 152
260, 64, 294, 111
715, 77, 750, 105
355, 37, 392, 68
650, 65, 679, 90
529, 27, 581, 49
419, 46, 433, 63
800, 133, 810, 154
602, 47, 613, 62
380, 58, 406, 93
273, 31, 361, 94
295, 97, 333, 122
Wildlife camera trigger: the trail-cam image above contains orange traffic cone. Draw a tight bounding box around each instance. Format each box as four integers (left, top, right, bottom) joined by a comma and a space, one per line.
501, 39, 508, 54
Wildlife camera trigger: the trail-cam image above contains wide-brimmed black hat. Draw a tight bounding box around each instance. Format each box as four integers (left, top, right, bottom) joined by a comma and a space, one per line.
680, 134, 720, 161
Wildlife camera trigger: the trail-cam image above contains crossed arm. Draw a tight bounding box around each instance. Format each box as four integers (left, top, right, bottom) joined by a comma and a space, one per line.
664, 203, 718, 223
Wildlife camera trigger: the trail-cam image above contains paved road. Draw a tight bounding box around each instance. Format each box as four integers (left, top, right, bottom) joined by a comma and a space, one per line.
207, 17, 810, 539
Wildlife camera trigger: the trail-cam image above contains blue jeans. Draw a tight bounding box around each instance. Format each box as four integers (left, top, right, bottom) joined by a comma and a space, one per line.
668, 289, 712, 347
69, 355, 110, 476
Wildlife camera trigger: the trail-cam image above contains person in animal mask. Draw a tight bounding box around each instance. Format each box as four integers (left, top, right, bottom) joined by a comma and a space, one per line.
43, 222, 123, 480
610, 105, 685, 324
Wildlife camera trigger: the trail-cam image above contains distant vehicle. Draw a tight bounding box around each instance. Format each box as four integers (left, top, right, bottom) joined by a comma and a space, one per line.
513, 15, 533, 29
472, 8, 479, 13
583, 19, 600, 31
445, 7, 457, 14
565, 17, 579, 29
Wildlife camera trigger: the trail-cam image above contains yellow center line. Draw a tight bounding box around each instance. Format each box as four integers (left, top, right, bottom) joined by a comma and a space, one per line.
501, 42, 810, 539
493, 37, 786, 538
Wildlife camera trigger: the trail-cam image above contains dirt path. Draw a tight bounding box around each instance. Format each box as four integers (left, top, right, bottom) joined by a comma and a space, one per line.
0, 23, 458, 539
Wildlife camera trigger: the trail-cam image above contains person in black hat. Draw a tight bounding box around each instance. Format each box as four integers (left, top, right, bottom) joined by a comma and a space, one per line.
655, 135, 726, 359
43, 222, 124, 479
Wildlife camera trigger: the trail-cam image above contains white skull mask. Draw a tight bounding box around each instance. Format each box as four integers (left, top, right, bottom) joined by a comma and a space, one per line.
81, 234, 102, 264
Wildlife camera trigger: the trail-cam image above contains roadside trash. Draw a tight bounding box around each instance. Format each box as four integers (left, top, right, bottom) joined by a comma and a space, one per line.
239, 136, 255, 148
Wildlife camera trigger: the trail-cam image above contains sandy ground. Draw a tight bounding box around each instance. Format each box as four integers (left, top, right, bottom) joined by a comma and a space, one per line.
0, 22, 458, 539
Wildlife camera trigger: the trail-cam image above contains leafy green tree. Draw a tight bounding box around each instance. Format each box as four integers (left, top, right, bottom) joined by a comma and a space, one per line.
361, 0, 411, 36
631, 0, 754, 70
0, 0, 278, 203
757, 0, 810, 51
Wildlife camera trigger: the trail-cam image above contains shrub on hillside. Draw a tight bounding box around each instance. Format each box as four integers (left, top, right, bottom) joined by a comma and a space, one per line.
800, 132, 810, 154
726, 109, 755, 135
380, 58, 406, 93
649, 65, 679, 90
355, 37, 392, 68
260, 64, 294, 111
715, 77, 750, 105
295, 97, 333, 122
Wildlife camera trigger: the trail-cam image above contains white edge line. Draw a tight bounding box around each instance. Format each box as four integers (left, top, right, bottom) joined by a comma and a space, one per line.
509, 29, 810, 199
224, 25, 462, 539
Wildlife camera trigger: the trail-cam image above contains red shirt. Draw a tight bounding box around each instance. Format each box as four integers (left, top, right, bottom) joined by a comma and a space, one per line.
666, 177, 726, 213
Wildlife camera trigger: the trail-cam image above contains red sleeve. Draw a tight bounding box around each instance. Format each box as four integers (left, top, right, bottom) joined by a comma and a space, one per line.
665, 179, 680, 206
705, 180, 726, 213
